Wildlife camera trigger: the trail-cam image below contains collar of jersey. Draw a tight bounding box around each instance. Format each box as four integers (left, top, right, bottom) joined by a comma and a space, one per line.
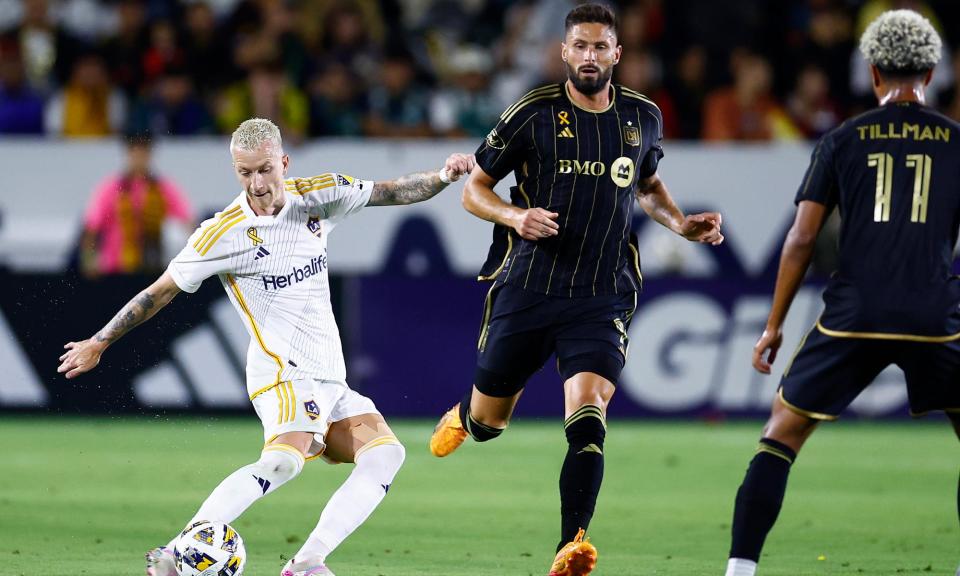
564, 82, 616, 114
238, 189, 293, 222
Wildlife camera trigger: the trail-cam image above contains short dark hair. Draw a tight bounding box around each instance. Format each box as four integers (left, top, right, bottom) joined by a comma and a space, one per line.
565, 3, 617, 36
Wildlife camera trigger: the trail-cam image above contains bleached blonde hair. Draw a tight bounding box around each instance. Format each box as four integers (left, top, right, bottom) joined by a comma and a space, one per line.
859, 9, 941, 75
230, 118, 282, 152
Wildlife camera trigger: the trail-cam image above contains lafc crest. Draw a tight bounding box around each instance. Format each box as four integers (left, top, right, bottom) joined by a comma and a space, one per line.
624, 125, 640, 146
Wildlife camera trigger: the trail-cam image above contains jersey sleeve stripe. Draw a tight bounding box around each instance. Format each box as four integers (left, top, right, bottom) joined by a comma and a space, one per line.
504, 91, 561, 124
227, 275, 286, 400
192, 206, 242, 251
620, 88, 662, 112
197, 212, 246, 255
502, 86, 562, 121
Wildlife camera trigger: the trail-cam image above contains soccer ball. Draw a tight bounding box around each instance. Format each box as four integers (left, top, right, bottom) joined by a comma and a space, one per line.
173, 521, 246, 576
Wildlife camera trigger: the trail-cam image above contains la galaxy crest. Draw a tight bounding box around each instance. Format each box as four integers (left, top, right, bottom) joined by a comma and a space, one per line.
307, 217, 323, 238
304, 399, 320, 421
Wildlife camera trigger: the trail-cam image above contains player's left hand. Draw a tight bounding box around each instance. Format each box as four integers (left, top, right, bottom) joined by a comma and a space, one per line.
679, 212, 724, 245
58, 338, 105, 379
442, 153, 476, 183
752, 326, 783, 374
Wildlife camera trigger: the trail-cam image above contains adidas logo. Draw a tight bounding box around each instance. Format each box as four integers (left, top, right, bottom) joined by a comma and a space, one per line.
254, 475, 271, 494
254, 246, 271, 260
558, 127, 574, 138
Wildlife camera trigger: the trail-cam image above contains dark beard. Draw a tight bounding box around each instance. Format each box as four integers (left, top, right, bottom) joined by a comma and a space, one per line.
566, 61, 613, 95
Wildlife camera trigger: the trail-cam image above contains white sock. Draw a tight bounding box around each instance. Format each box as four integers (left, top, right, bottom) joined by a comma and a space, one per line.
293, 440, 405, 565
725, 558, 757, 576
166, 445, 304, 548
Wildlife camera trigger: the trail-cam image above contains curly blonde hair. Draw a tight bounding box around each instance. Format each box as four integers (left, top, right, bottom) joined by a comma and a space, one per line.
230, 118, 283, 152
860, 9, 941, 75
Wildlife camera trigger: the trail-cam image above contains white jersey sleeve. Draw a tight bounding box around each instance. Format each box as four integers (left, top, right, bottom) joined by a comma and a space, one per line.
167, 203, 249, 293
284, 173, 373, 224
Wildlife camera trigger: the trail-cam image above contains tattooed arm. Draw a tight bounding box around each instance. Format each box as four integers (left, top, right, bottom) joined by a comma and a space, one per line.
367, 153, 476, 206
58, 271, 181, 379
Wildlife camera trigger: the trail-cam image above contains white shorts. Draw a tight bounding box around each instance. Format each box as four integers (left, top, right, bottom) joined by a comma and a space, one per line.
251, 379, 379, 461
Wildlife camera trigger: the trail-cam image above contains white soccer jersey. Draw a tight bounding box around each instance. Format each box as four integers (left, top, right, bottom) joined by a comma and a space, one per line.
167, 173, 372, 400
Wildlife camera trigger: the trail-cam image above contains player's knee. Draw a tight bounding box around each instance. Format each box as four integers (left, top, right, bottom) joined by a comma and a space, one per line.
356, 440, 405, 482
559, 352, 623, 389
254, 446, 304, 491
564, 404, 606, 452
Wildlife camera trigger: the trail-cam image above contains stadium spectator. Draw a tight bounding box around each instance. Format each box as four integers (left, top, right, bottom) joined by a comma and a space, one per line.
217, 61, 309, 143
615, 48, 677, 139
786, 63, 842, 139
44, 52, 126, 137
140, 19, 185, 88
666, 45, 707, 139
363, 50, 432, 138
702, 49, 800, 141
307, 62, 367, 137
79, 133, 194, 277
128, 68, 215, 136
0, 44, 45, 134
1, 0, 82, 94
100, 0, 149, 99
429, 45, 501, 138
181, 1, 234, 98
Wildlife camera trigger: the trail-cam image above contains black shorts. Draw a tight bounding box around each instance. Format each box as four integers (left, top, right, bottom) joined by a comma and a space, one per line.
475, 282, 638, 397
780, 324, 960, 419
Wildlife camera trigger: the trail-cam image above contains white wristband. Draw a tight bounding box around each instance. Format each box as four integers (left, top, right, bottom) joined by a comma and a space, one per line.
438, 167, 453, 184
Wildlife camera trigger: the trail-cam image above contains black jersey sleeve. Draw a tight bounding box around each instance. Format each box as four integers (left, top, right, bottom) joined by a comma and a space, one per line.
794, 134, 838, 207
475, 108, 534, 182
638, 105, 665, 179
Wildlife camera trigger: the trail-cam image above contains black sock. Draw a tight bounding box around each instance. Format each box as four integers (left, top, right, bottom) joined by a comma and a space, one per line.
558, 405, 606, 551
729, 437, 797, 562
458, 391, 504, 442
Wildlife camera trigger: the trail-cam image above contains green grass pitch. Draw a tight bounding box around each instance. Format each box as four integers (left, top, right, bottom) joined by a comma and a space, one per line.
0, 417, 956, 575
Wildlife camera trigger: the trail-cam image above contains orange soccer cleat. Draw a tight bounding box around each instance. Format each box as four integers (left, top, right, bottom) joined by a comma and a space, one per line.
429, 403, 468, 457
548, 529, 597, 576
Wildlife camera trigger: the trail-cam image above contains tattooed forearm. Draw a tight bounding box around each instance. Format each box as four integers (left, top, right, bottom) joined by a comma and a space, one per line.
368, 171, 447, 206
95, 291, 156, 344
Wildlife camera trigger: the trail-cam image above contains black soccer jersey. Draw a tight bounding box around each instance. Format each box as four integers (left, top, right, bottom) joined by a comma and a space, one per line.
796, 101, 960, 338
474, 82, 663, 297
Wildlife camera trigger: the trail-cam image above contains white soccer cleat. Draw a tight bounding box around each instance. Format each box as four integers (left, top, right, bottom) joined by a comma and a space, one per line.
280, 557, 336, 576
145, 546, 177, 576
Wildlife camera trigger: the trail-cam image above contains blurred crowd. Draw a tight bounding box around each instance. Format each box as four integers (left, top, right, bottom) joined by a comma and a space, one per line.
2, 0, 960, 142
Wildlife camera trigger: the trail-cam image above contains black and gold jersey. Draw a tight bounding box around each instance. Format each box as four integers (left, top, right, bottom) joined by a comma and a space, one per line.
474, 82, 663, 297
796, 102, 960, 338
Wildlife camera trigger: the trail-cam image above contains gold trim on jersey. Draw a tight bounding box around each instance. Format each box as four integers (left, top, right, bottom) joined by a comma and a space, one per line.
193, 206, 242, 254
777, 388, 838, 421
782, 324, 815, 378
354, 434, 402, 461
501, 85, 562, 123
568, 112, 604, 295
477, 283, 500, 351
478, 233, 513, 281
286, 174, 337, 195
227, 275, 286, 400
196, 211, 246, 256
628, 243, 643, 289
619, 86, 661, 112
565, 82, 616, 114
815, 319, 960, 342
544, 104, 580, 292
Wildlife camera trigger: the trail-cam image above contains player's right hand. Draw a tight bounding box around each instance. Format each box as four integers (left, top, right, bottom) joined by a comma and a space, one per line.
512, 208, 560, 241
58, 338, 105, 379
752, 326, 783, 374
